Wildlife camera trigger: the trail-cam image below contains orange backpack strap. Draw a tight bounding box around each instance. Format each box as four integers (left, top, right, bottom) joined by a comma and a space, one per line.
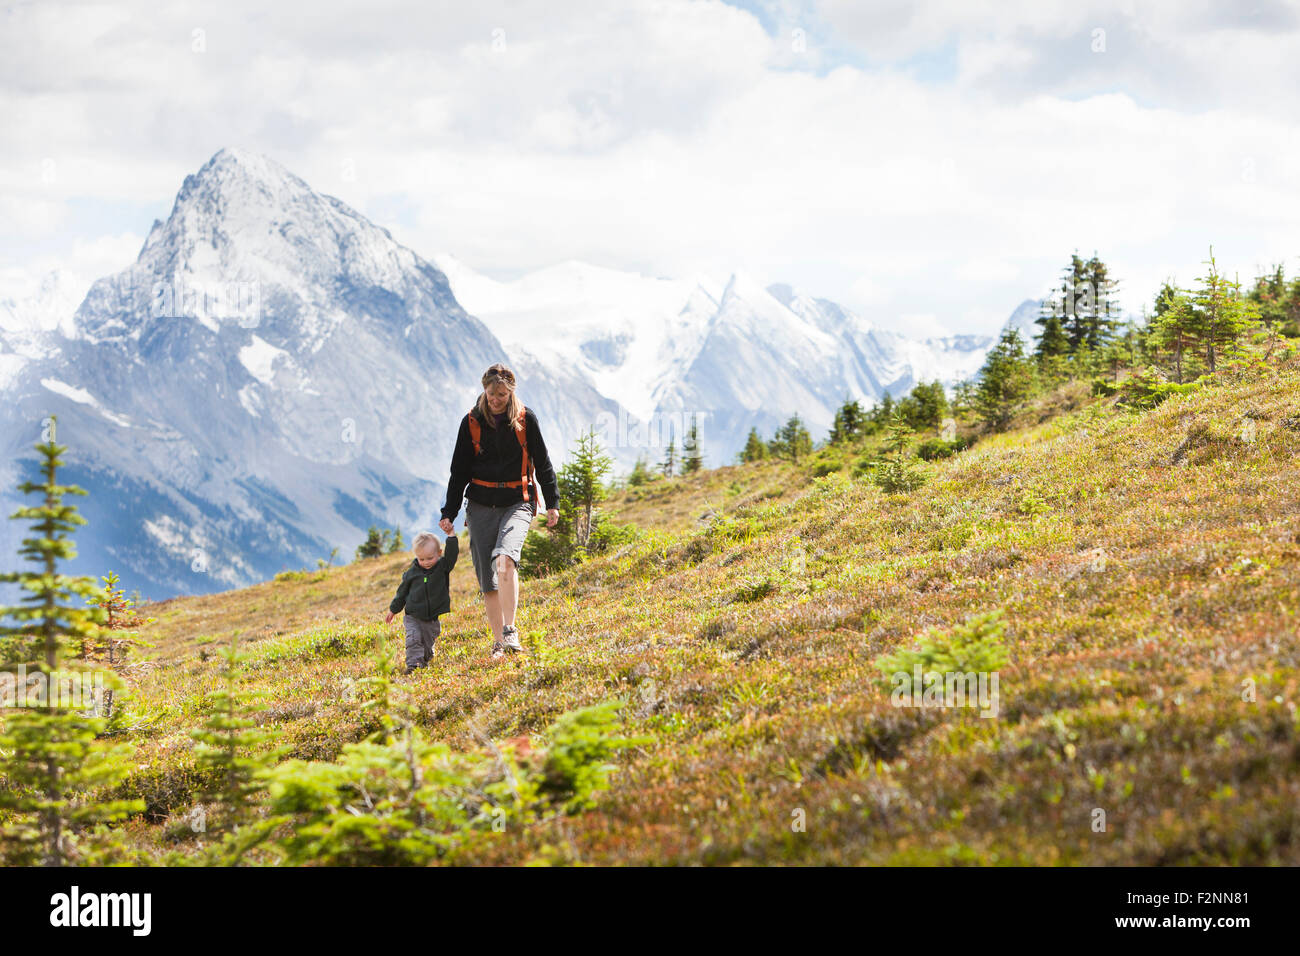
467, 412, 481, 454
513, 415, 533, 503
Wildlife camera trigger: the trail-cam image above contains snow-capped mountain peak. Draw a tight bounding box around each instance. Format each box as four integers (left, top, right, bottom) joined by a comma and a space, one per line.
0, 148, 535, 598
74, 146, 473, 352
713, 270, 841, 351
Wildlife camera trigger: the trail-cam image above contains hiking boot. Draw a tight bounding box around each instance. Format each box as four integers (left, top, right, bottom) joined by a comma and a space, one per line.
502, 625, 523, 654
490, 638, 505, 660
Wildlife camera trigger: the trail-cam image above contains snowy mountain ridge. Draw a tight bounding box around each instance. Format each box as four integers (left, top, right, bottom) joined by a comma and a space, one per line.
2, 147, 1043, 598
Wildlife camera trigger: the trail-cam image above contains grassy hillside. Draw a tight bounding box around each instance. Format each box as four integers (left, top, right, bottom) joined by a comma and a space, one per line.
103, 357, 1300, 863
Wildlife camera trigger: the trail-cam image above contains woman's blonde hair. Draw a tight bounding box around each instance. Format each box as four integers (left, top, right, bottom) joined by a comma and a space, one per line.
474, 362, 524, 429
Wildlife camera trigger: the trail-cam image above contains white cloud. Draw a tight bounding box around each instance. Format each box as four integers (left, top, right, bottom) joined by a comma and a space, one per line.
0, 0, 1297, 336
954, 257, 1021, 282
847, 275, 890, 308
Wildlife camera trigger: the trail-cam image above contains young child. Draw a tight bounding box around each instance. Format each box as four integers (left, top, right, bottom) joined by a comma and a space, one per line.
385, 531, 459, 673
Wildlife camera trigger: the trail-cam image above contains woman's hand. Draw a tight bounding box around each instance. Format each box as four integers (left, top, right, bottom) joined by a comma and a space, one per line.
546, 508, 559, 528
439, 517, 454, 535
385, 610, 395, 624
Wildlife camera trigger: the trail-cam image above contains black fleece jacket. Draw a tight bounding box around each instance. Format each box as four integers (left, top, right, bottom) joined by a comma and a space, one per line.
390, 536, 459, 621
440, 405, 560, 522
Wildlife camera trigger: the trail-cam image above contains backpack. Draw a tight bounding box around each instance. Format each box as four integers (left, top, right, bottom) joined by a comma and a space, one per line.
466, 409, 537, 510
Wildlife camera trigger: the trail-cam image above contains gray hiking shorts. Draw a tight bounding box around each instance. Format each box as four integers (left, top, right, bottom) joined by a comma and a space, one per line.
464, 498, 535, 593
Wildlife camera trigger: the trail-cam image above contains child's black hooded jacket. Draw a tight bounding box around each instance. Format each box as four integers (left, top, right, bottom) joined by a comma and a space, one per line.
389, 536, 459, 621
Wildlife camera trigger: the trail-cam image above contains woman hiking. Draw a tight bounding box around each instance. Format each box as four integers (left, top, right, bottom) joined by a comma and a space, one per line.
439, 363, 560, 660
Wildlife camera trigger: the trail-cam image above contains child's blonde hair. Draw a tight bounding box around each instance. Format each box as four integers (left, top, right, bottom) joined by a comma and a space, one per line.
413, 531, 441, 554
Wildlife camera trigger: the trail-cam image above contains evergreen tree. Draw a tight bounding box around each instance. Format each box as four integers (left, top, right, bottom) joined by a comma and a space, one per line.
1035, 315, 1072, 386
1151, 291, 1196, 383
85, 570, 153, 720
563, 428, 614, 551
1038, 251, 1120, 355
872, 409, 926, 493
1188, 247, 1260, 373
897, 381, 948, 432
1152, 278, 1179, 320
627, 455, 651, 486
1248, 263, 1287, 331
1034, 312, 1070, 367
1084, 253, 1122, 350
660, 438, 677, 478
974, 329, 1035, 431
1286, 276, 1300, 336
772, 414, 812, 462
387, 526, 405, 554
829, 397, 866, 445
355, 526, 387, 560
1100, 321, 1142, 382
868, 391, 895, 431
190, 636, 282, 848
0, 418, 143, 865
682, 416, 704, 474
739, 427, 769, 462
1040, 252, 1091, 352
1102, 321, 1144, 382
521, 428, 615, 575
950, 379, 977, 418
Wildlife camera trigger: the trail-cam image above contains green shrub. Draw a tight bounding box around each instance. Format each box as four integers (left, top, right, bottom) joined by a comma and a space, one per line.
916, 436, 971, 461
539, 700, 650, 812
1116, 367, 1204, 410
521, 525, 575, 579
869, 410, 928, 493
587, 518, 641, 553
262, 738, 491, 866
810, 456, 842, 478
872, 457, 927, 493
875, 610, 1010, 693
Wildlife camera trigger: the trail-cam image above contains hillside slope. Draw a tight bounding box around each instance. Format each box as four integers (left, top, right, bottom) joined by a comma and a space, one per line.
120, 359, 1300, 864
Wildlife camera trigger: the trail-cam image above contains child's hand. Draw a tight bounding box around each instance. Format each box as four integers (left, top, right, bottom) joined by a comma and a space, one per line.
439, 517, 454, 535
385, 610, 395, 624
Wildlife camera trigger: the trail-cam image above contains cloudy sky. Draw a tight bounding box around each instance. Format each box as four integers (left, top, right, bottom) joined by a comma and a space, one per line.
3, 0, 1298, 336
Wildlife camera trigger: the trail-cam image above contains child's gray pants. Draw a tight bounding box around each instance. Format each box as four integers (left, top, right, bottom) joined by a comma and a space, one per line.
403, 615, 441, 669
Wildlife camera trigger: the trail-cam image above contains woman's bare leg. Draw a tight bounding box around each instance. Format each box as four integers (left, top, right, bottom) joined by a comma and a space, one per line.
495, 554, 519, 629
482, 588, 503, 642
